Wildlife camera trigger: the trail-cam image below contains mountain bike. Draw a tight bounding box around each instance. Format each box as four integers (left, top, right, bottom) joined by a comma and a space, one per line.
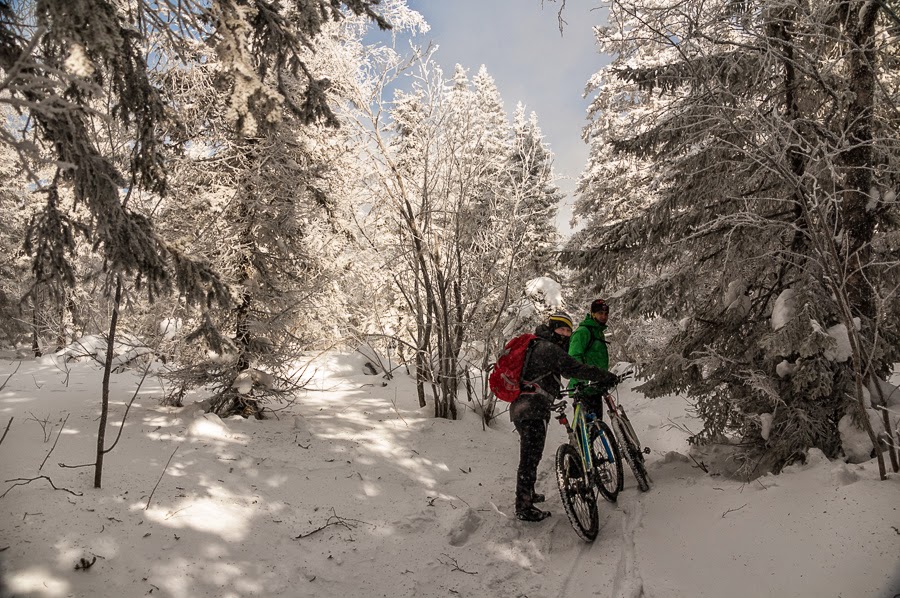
551, 383, 624, 542
603, 383, 652, 492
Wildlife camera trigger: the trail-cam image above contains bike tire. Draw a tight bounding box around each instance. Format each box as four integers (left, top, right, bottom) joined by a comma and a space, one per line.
589, 420, 624, 503
614, 419, 651, 492
555, 443, 599, 542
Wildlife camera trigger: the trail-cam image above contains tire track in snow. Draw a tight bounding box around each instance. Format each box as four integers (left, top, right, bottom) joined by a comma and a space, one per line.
548, 503, 619, 598
557, 533, 595, 597
611, 494, 645, 598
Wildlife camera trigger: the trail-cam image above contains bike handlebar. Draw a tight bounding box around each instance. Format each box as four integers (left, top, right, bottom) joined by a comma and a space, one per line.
566, 370, 634, 394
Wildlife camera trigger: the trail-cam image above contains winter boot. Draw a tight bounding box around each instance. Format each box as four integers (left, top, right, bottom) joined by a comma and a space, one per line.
516, 506, 551, 522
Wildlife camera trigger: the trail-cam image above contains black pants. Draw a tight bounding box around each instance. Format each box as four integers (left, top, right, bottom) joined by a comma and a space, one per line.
514, 418, 548, 512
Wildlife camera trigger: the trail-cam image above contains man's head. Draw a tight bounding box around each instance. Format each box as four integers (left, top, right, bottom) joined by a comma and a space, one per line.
547, 312, 574, 349
590, 298, 609, 325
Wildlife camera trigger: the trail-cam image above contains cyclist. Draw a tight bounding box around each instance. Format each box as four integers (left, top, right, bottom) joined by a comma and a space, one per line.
568, 299, 612, 419
511, 311, 618, 522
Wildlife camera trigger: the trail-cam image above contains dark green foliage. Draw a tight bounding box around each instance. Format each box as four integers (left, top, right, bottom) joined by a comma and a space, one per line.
566, 0, 900, 473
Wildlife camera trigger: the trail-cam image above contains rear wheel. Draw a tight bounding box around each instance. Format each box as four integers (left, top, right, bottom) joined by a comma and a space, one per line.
589, 420, 623, 502
614, 419, 651, 492
555, 443, 599, 542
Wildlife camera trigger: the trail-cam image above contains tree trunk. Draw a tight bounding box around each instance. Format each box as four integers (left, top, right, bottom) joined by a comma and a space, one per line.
31, 298, 41, 358
94, 274, 122, 489
55, 292, 66, 352
840, 1, 885, 478
841, 1, 879, 322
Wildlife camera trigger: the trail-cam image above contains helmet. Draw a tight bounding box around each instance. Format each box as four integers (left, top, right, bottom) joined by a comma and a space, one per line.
548, 311, 574, 331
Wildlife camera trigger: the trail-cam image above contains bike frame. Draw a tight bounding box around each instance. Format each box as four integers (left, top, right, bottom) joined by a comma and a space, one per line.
555, 396, 617, 480
603, 392, 640, 449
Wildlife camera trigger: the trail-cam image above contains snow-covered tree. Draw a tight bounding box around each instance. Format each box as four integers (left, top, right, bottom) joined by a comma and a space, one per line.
347, 49, 564, 420
563, 0, 900, 474
0, 0, 391, 306
0, 124, 34, 350
508, 105, 563, 278
149, 7, 416, 416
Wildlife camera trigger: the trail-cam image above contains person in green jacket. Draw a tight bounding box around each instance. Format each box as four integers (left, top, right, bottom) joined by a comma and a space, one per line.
567, 298, 612, 418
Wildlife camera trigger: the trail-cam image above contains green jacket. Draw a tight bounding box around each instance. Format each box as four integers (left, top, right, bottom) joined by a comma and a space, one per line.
567, 313, 608, 391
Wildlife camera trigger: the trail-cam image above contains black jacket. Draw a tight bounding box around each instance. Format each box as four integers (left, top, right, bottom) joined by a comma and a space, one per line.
509, 324, 618, 423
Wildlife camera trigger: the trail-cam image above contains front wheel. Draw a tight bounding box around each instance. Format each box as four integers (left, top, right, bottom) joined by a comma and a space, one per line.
555, 443, 599, 542
589, 420, 624, 502
614, 419, 651, 492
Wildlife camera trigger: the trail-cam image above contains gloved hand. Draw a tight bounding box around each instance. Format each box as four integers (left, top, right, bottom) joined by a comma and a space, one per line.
617, 370, 634, 384
597, 370, 618, 388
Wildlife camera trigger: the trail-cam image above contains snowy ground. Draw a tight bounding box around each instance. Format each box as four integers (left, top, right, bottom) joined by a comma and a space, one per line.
0, 353, 898, 598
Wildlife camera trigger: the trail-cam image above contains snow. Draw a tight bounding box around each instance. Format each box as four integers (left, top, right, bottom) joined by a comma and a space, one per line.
759, 412, 774, 440
723, 279, 745, 307
771, 288, 797, 331
524, 276, 564, 308
866, 187, 880, 212
824, 323, 853, 362
64, 44, 94, 78
776, 359, 796, 378
501, 277, 567, 337
1, 356, 899, 598
158, 319, 182, 340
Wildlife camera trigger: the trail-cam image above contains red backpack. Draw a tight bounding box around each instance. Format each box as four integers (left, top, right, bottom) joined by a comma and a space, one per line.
488, 334, 538, 402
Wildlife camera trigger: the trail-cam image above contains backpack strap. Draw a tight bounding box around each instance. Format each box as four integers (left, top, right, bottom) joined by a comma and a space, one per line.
520, 338, 550, 391
584, 328, 596, 355
584, 326, 607, 355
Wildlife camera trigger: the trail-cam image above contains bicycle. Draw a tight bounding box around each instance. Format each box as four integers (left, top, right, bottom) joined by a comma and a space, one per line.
551, 382, 624, 542
603, 380, 652, 492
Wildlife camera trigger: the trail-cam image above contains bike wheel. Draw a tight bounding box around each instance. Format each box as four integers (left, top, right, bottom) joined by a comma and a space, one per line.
614, 419, 651, 492
555, 443, 599, 542
589, 420, 624, 502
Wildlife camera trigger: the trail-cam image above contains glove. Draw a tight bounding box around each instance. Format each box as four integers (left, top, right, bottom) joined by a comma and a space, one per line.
598, 370, 618, 388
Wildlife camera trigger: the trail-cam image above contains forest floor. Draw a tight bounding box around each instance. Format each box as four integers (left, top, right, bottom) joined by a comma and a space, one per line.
0, 352, 898, 597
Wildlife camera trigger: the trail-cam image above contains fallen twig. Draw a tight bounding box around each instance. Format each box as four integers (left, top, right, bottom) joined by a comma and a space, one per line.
689, 454, 709, 473
1, 475, 82, 499
104, 362, 152, 454
389, 389, 408, 427
26, 412, 53, 442
664, 417, 696, 436
145, 446, 179, 511
39, 414, 69, 471
438, 553, 477, 575
294, 507, 375, 539
0, 417, 12, 447
0, 361, 21, 392
722, 503, 748, 518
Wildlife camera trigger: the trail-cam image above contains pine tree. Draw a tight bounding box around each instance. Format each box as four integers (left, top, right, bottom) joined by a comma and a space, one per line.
509, 105, 562, 278
0, 0, 391, 305
152, 11, 398, 416
563, 0, 900, 473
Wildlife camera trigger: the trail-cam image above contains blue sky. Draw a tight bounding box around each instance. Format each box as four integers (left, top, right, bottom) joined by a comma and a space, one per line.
395, 1, 611, 233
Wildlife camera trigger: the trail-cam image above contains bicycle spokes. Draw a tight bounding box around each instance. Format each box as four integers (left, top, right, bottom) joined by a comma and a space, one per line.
555, 443, 599, 542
